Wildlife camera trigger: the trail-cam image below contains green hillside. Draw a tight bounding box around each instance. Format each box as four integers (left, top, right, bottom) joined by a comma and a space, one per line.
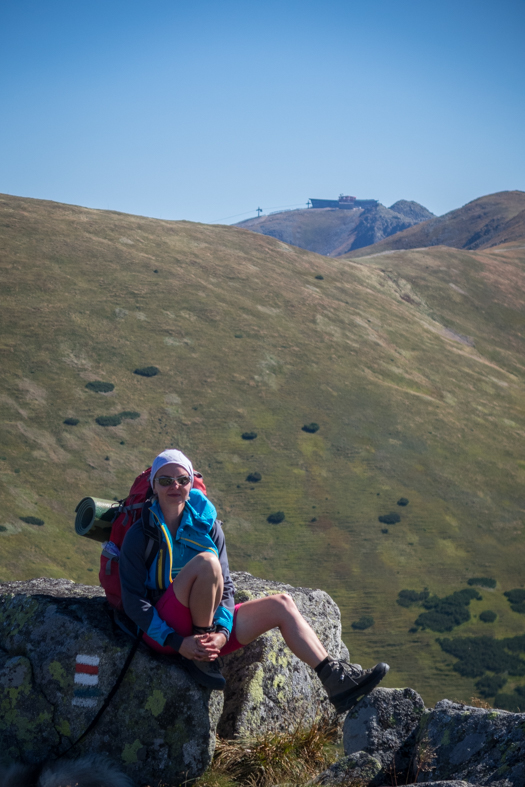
1, 193, 524, 706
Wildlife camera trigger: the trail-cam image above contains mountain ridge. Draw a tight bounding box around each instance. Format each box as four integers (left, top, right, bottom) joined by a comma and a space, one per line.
234, 199, 434, 257
346, 190, 525, 258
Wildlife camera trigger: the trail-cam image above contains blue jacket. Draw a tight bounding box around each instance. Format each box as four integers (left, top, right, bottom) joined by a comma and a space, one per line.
119, 489, 235, 651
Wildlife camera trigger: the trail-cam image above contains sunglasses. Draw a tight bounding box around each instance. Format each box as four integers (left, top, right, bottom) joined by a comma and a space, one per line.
156, 475, 191, 487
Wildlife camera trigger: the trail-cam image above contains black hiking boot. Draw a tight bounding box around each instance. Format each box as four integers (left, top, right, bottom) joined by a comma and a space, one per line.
179, 656, 226, 691
319, 660, 389, 714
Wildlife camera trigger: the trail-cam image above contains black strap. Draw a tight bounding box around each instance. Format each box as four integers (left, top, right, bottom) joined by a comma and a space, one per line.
57, 631, 142, 759
144, 536, 157, 569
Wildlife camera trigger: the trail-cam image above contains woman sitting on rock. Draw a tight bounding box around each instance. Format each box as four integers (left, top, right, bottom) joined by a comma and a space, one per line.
119, 449, 389, 710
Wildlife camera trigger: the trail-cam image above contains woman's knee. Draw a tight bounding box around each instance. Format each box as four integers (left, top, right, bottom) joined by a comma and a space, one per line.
272, 593, 298, 617
191, 551, 222, 578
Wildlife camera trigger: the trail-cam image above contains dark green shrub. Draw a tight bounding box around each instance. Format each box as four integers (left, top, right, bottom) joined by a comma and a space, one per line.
234, 332, 244, 338
438, 635, 525, 678
468, 577, 496, 588
503, 634, 525, 652
397, 589, 429, 607
511, 603, 525, 615
479, 610, 497, 623
267, 511, 285, 524
475, 674, 507, 697
315, 274, 324, 280
96, 415, 122, 427
494, 692, 525, 712
416, 606, 471, 632
505, 589, 525, 604
302, 423, 319, 433
242, 432, 257, 440
134, 366, 159, 377
413, 588, 481, 632
246, 472, 262, 483
381, 528, 388, 533
351, 616, 374, 630
378, 513, 400, 525
0, 526, 7, 532
397, 497, 409, 506
20, 516, 44, 526
86, 381, 114, 393
119, 411, 140, 420
63, 418, 79, 426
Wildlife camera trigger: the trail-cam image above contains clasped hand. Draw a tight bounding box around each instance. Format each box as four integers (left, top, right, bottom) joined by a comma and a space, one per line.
179, 631, 227, 661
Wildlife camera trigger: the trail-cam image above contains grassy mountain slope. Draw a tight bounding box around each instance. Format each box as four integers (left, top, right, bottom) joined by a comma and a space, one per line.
1, 193, 524, 705
235, 200, 433, 257
347, 191, 525, 259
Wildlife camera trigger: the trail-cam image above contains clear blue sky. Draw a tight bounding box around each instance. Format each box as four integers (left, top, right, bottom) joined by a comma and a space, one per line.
1, 0, 524, 224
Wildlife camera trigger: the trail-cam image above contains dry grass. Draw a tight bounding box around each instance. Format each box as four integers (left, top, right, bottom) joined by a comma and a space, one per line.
469, 696, 492, 709
197, 719, 339, 787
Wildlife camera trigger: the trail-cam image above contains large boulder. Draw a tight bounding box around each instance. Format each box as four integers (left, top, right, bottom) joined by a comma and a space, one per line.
343, 687, 426, 780
0, 572, 352, 781
0, 578, 223, 786
415, 699, 525, 786
219, 572, 350, 738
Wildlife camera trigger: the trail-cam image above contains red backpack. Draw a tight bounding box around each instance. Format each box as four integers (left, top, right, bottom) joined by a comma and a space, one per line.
99, 467, 207, 610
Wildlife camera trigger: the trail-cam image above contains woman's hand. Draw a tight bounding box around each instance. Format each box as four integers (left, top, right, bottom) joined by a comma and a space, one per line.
178, 632, 227, 661
199, 631, 227, 659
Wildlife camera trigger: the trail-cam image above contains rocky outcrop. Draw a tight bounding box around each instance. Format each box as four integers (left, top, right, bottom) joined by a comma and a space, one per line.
220, 571, 349, 738
416, 699, 525, 785
343, 687, 425, 778
389, 200, 435, 223
0, 578, 222, 786
0, 573, 350, 783
342, 689, 525, 786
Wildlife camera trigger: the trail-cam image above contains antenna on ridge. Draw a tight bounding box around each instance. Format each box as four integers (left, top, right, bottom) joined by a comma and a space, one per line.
256, 207, 263, 218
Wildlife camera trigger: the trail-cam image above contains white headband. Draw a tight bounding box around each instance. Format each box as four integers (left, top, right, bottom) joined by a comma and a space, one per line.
150, 449, 194, 487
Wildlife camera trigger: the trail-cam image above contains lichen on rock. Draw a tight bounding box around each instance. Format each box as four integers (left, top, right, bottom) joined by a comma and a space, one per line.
0, 578, 223, 785
219, 572, 350, 739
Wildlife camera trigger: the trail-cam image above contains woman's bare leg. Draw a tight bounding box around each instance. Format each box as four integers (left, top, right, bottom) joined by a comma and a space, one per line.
234, 594, 328, 668
171, 552, 224, 628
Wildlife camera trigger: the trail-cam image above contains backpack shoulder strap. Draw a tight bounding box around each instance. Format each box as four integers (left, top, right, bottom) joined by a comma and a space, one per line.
141, 506, 161, 571
144, 536, 158, 570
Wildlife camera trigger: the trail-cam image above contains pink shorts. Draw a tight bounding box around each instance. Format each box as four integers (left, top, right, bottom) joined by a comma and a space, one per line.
143, 587, 245, 656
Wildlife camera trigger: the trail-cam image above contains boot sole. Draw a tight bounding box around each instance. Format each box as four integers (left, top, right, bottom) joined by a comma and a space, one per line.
179, 656, 226, 691
331, 662, 389, 714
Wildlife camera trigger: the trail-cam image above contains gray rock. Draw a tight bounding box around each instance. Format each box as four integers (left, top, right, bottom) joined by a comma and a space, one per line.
0, 579, 223, 786
343, 687, 426, 778
415, 699, 525, 785
418, 783, 483, 787
311, 751, 382, 786
219, 572, 349, 739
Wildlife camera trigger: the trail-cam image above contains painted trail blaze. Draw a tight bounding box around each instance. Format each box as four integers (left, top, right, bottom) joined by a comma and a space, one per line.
72, 654, 102, 708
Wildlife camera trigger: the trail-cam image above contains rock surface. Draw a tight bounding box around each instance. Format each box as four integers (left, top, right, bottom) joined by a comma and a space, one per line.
0, 573, 351, 781
311, 750, 382, 785
219, 572, 349, 738
415, 699, 525, 785
416, 783, 482, 787
343, 687, 425, 778
0, 578, 223, 786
